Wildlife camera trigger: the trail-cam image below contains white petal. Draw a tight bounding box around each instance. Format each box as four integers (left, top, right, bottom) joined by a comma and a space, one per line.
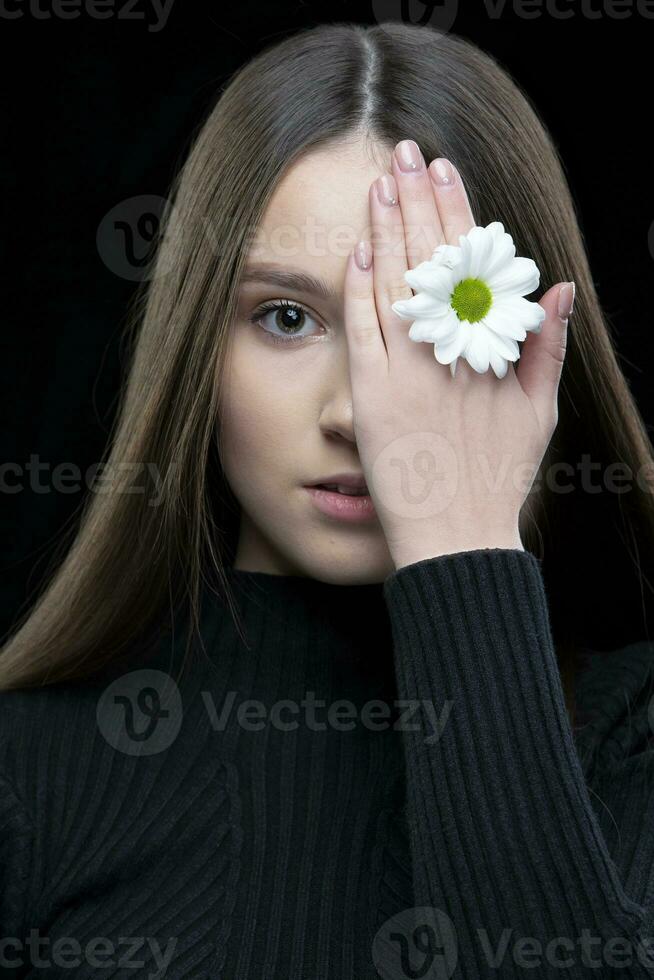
464, 328, 491, 373
492, 295, 545, 334
487, 256, 540, 298
487, 221, 506, 237
489, 347, 509, 378
403, 261, 437, 292
455, 234, 472, 277
409, 309, 460, 343
527, 301, 547, 333
434, 321, 470, 364
485, 326, 520, 361
404, 263, 455, 300
479, 222, 516, 281
482, 303, 528, 342
392, 290, 447, 320
460, 225, 494, 279
430, 243, 463, 269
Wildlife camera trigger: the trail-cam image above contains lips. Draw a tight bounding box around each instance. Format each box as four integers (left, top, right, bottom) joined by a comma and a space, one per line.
315, 484, 369, 496
304, 483, 377, 523
307, 472, 369, 494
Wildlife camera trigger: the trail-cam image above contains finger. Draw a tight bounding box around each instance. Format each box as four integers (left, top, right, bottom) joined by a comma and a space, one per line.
515, 281, 574, 433
427, 159, 477, 245
369, 175, 413, 360
343, 241, 388, 387
390, 140, 444, 270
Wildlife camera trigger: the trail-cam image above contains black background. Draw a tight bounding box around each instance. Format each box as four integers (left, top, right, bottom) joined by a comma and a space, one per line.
1, 0, 652, 634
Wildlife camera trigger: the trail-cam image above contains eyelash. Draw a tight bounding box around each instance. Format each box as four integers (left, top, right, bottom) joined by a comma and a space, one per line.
248, 299, 321, 345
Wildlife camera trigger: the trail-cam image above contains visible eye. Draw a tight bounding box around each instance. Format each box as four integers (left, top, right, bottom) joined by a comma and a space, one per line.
248, 299, 324, 345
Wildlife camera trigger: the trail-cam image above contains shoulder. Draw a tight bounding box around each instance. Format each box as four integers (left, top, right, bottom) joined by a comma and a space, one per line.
0, 628, 193, 783
0, 678, 105, 786
573, 638, 654, 776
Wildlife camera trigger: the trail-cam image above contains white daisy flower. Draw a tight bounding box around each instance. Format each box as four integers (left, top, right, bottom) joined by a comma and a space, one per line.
391, 221, 546, 379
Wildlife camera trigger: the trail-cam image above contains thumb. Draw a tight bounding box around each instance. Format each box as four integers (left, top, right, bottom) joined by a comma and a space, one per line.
516, 281, 574, 432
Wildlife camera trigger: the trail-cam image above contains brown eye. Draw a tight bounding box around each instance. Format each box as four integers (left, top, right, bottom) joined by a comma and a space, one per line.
249, 300, 324, 344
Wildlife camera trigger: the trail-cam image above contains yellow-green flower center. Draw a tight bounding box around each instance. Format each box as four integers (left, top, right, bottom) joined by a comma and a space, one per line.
450, 277, 493, 323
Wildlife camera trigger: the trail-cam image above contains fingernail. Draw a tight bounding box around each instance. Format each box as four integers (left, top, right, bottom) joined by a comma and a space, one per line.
429, 158, 456, 186
558, 281, 576, 320
354, 240, 373, 271
375, 174, 398, 207
395, 139, 425, 173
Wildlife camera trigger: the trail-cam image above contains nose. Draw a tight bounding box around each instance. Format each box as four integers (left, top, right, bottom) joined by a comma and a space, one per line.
318, 391, 356, 444
317, 354, 356, 445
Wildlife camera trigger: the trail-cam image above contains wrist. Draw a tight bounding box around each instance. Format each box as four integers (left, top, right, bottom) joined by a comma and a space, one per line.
390, 529, 525, 571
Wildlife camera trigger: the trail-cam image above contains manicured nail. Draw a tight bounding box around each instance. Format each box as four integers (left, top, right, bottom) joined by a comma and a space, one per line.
375, 174, 398, 207
395, 139, 425, 173
429, 158, 455, 186
354, 240, 373, 271
558, 281, 575, 319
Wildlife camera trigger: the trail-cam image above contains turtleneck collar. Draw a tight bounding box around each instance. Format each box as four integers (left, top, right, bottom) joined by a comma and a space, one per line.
195, 563, 398, 702
224, 564, 389, 634
222, 563, 387, 602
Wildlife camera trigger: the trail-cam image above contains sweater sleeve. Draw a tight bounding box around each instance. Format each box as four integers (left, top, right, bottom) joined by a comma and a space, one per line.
382, 547, 654, 979
0, 771, 33, 978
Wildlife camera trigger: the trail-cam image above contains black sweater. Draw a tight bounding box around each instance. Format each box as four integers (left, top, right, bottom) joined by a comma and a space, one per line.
2, 547, 654, 979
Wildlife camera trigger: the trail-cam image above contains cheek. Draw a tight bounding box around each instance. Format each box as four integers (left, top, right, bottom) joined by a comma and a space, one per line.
219, 344, 315, 500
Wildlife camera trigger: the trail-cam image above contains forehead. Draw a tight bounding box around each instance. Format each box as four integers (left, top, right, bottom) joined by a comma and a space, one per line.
247, 140, 394, 270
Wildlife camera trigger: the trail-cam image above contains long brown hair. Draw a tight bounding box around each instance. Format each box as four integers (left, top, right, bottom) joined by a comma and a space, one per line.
2, 23, 653, 718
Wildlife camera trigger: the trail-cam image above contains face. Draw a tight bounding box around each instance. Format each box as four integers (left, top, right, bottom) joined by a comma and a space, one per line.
219, 139, 398, 583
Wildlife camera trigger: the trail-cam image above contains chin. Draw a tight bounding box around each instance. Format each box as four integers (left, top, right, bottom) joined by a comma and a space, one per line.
291, 540, 395, 586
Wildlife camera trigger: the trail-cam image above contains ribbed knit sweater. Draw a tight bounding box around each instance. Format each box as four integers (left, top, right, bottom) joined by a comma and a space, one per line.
2, 547, 654, 979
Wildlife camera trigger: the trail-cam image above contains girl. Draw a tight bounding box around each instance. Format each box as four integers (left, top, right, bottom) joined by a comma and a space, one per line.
2, 21, 654, 979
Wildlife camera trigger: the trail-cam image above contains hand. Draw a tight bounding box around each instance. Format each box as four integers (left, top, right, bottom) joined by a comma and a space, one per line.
343, 141, 572, 570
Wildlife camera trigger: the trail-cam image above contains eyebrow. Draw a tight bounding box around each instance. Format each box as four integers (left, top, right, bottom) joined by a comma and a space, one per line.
240, 265, 337, 302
